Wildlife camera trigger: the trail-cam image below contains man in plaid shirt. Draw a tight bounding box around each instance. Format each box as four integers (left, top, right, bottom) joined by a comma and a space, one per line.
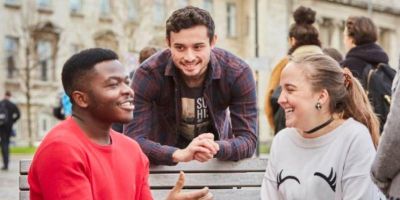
125, 6, 257, 165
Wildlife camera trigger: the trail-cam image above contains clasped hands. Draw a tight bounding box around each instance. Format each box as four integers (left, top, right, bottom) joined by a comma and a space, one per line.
172, 133, 219, 163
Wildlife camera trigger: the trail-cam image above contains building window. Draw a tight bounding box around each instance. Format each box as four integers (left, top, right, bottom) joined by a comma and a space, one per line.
177, 0, 188, 8
37, 0, 51, 8
153, 0, 165, 25
4, 36, 19, 79
338, 20, 345, 53
128, 0, 139, 21
4, 0, 21, 7
319, 18, 334, 47
70, 0, 82, 13
203, 0, 213, 14
226, 3, 237, 37
38, 114, 53, 139
94, 31, 118, 52
100, 0, 111, 16
37, 40, 52, 81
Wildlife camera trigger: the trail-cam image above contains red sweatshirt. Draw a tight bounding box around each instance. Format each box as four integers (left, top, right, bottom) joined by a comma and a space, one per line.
28, 117, 153, 200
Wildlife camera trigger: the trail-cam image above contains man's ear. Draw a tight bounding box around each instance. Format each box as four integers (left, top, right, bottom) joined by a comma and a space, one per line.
210, 34, 217, 48
71, 91, 89, 108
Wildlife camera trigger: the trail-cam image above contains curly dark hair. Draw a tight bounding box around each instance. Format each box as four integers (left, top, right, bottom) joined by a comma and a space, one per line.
288, 6, 321, 55
345, 16, 377, 46
166, 6, 215, 44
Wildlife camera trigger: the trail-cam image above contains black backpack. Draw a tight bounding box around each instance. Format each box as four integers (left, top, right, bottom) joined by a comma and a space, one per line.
0, 101, 10, 127
361, 63, 396, 133
270, 86, 286, 134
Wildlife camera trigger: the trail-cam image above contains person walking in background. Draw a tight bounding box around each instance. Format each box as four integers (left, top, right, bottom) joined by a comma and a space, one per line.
323, 47, 343, 63
129, 46, 158, 79
139, 46, 158, 64
261, 54, 382, 199
28, 48, 212, 200
341, 16, 393, 133
61, 92, 72, 117
265, 6, 323, 135
125, 6, 257, 165
52, 91, 72, 121
341, 16, 388, 79
371, 61, 400, 199
0, 91, 20, 170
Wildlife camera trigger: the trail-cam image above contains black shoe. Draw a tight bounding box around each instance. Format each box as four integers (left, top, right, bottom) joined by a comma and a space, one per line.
1, 166, 8, 171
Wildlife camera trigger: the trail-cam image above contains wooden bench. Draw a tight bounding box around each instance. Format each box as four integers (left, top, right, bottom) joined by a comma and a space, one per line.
20, 158, 267, 200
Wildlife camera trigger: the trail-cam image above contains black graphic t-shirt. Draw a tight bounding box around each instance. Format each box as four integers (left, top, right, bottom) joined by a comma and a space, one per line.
178, 81, 212, 145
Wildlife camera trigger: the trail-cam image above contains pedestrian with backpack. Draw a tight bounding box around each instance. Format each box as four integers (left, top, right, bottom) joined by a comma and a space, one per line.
0, 91, 20, 170
341, 16, 396, 133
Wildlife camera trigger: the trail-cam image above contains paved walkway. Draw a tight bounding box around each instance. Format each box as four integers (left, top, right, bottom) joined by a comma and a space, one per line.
0, 154, 33, 200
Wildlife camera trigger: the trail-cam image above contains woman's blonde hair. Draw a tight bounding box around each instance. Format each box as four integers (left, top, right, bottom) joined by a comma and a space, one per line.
289, 54, 379, 148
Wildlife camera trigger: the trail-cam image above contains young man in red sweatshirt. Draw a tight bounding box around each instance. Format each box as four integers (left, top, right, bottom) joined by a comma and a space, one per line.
28, 48, 212, 200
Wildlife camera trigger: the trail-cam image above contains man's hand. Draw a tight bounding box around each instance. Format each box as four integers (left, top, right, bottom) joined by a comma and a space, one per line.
166, 171, 213, 200
193, 134, 219, 162
172, 133, 219, 163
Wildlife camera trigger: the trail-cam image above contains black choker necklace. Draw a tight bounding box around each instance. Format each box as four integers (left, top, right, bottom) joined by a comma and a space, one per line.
304, 117, 334, 134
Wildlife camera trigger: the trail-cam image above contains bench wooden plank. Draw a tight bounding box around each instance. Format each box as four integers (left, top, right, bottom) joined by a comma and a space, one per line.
20, 172, 265, 190
150, 172, 265, 188
20, 191, 28, 200
152, 188, 261, 200
21, 190, 261, 200
150, 158, 268, 173
20, 176, 29, 190
20, 158, 268, 174
20, 159, 30, 175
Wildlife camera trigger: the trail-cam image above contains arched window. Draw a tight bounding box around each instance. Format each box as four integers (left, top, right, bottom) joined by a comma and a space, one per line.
94, 30, 119, 53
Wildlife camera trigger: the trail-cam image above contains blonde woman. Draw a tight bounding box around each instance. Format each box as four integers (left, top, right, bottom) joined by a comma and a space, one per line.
261, 54, 382, 199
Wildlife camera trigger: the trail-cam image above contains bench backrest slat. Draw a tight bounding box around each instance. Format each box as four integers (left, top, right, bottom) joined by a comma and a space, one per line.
20, 158, 268, 174
150, 172, 265, 188
150, 158, 267, 173
20, 172, 265, 190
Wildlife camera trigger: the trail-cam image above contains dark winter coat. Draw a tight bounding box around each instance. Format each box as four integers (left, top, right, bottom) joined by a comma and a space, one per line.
0, 99, 20, 136
341, 43, 389, 79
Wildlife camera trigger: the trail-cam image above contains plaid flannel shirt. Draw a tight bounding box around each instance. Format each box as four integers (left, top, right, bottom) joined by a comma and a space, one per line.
124, 48, 257, 165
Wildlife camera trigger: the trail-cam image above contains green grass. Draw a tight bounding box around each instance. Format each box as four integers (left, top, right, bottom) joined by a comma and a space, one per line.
259, 143, 270, 154
10, 146, 37, 154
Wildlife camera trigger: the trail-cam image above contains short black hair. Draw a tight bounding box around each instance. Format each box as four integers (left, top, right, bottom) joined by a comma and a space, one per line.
61, 48, 118, 102
166, 6, 215, 43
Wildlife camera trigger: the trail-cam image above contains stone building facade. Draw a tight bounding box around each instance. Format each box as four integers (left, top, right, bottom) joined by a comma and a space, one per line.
0, 0, 399, 146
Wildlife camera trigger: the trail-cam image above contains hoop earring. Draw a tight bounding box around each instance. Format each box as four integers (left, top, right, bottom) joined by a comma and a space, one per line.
315, 102, 322, 110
